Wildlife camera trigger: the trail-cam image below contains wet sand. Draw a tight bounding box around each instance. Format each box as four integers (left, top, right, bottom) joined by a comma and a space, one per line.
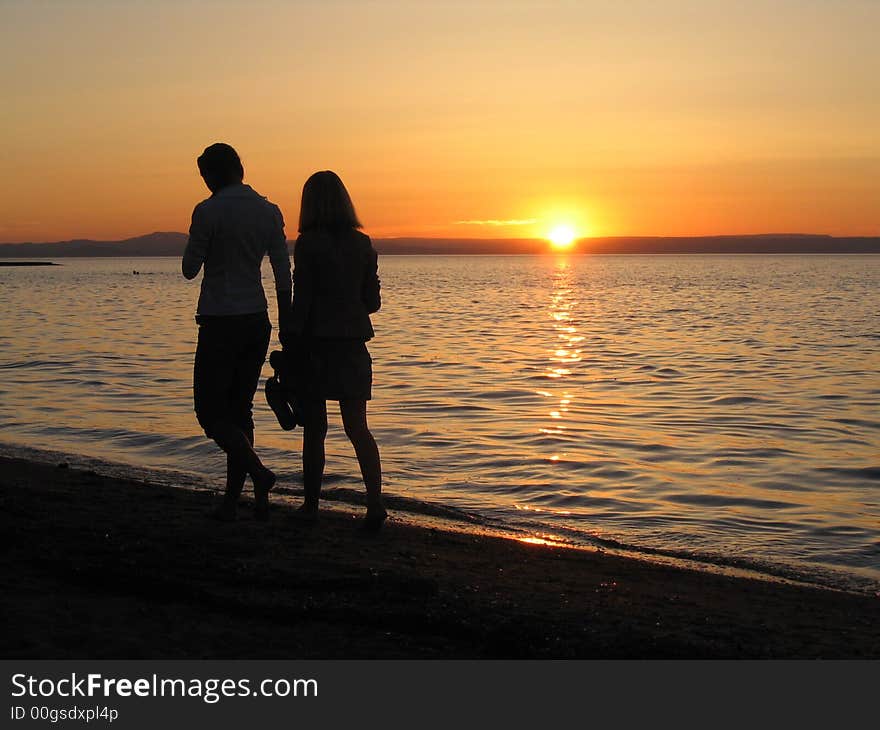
1, 454, 877, 659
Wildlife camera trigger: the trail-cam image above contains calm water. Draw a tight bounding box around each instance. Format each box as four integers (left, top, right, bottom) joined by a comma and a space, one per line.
1, 255, 878, 592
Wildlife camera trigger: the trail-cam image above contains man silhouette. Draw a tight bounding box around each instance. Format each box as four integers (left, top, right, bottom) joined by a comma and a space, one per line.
183, 142, 291, 520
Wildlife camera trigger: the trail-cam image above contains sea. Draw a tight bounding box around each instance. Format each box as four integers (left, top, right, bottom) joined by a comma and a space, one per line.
1, 254, 878, 593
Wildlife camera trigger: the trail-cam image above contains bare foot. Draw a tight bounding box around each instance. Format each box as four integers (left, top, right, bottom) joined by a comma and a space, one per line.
293, 501, 319, 524
359, 506, 388, 533
253, 468, 276, 522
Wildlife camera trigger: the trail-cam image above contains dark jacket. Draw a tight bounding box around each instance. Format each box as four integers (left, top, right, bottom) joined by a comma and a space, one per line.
288, 228, 381, 340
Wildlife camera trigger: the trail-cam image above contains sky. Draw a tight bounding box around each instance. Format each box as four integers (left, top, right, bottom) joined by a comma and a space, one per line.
1, 0, 878, 242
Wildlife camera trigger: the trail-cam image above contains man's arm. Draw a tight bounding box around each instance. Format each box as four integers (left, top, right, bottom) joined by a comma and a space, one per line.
182, 203, 211, 279
268, 206, 292, 333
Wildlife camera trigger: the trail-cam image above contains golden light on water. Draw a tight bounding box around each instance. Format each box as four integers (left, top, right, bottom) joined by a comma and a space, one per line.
517, 536, 565, 547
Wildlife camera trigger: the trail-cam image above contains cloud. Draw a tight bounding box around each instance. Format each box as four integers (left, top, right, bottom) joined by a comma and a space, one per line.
454, 218, 538, 226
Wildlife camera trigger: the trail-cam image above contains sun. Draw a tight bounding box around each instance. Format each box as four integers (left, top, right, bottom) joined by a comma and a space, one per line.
547, 224, 578, 250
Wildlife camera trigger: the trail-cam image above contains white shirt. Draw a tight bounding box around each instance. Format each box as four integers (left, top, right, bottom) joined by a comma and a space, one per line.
183, 183, 291, 316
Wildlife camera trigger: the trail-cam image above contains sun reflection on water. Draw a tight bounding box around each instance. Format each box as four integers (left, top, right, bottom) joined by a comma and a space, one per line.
538, 256, 584, 465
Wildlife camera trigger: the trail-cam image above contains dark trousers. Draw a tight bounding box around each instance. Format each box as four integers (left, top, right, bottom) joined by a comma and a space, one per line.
193, 311, 271, 441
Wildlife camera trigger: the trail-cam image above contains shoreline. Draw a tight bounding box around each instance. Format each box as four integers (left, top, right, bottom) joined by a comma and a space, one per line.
2, 454, 878, 658
3, 440, 873, 596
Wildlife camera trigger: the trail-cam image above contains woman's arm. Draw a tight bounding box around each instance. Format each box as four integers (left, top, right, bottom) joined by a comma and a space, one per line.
361, 244, 381, 314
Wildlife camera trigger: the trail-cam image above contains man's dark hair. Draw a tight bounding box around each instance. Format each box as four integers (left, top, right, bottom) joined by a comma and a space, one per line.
197, 143, 244, 192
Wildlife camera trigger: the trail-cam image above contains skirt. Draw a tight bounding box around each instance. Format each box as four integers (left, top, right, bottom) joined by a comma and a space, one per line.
300, 337, 373, 402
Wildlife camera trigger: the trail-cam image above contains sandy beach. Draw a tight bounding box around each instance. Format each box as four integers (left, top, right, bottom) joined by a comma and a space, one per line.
1, 454, 877, 659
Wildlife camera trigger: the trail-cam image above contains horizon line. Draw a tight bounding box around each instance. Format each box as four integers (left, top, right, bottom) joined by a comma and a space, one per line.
3, 231, 880, 246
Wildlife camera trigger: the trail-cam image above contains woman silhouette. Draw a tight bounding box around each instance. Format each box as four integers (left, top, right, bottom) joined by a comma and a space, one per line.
285, 171, 385, 530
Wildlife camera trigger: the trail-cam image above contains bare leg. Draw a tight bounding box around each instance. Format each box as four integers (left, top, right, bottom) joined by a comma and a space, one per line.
214, 427, 253, 521
340, 400, 384, 525
195, 313, 272, 520
210, 422, 275, 520
301, 400, 328, 513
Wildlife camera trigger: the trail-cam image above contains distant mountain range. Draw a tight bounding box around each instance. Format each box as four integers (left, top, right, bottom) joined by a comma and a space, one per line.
0, 231, 878, 257
0, 232, 190, 258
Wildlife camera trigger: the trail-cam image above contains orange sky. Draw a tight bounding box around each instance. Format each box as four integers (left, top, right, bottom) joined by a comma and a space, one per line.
1, 1, 878, 242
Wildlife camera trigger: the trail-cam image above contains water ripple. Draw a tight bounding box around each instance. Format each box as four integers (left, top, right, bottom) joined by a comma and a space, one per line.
1, 254, 878, 592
